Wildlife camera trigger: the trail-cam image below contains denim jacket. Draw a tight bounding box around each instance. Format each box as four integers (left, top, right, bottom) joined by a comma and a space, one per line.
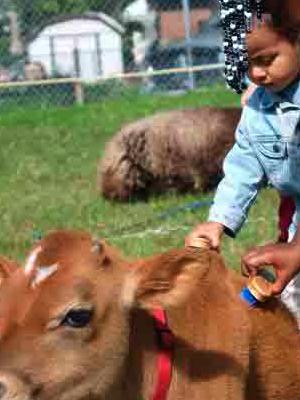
208, 80, 300, 237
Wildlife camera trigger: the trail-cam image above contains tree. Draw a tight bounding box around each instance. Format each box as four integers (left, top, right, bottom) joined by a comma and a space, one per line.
0, 1, 24, 64
11, 0, 135, 39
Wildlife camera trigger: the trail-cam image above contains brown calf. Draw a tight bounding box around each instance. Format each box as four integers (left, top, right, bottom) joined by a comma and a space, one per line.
0, 230, 299, 400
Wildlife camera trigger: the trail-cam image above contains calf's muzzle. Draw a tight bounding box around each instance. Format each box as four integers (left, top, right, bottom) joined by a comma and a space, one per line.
0, 372, 35, 400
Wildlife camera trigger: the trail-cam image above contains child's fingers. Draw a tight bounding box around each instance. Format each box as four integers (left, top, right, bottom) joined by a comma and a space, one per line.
185, 234, 218, 250
185, 234, 213, 248
185, 234, 200, 247
190, 233, 218, 250
185, 223, 223, 250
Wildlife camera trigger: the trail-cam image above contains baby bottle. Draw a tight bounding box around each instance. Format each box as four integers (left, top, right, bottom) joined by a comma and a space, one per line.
240, 271, 274, 307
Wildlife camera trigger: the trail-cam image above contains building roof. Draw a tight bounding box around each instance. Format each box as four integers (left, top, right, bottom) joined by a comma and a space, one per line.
84, 12, 124, 34
28, 12, 124, 43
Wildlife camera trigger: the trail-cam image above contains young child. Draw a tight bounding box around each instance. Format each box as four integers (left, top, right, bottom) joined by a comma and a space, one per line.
186, 2, 300, 324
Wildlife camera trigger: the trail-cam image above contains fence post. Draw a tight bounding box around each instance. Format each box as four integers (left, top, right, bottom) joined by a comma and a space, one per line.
73, 81, 84, 105
182, 0, 195, 90
49, 36, 56, 76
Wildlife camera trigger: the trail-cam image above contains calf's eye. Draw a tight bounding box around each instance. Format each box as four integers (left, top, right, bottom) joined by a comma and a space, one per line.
62, 309, 93, 328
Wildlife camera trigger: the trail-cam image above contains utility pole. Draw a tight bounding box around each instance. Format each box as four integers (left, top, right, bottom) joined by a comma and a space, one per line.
182, 0, 194, 89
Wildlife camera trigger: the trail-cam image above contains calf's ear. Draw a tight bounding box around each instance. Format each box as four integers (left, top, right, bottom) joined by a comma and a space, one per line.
0, 257, 19, 286
122, 248, 210, 309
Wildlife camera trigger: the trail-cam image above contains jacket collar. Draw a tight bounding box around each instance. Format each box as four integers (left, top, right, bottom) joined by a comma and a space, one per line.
260, 79, 300, 111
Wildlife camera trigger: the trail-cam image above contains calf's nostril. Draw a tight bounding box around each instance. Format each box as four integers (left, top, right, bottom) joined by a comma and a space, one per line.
0, 382, 7, 398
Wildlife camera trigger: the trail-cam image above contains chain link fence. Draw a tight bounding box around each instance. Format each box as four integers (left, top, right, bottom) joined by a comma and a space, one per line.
0, 0, 226, 109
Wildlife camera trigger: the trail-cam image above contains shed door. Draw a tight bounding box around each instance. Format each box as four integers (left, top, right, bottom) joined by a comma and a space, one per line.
76, 33, 102, 80
50, 33, 102, 80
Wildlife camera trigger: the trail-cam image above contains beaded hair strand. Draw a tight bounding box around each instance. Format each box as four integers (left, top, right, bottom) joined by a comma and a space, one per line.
220, 0, 263, 93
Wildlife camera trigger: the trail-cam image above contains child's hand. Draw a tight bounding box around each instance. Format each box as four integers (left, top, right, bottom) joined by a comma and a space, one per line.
185, 222, 224, 250
241, 242, 300, 295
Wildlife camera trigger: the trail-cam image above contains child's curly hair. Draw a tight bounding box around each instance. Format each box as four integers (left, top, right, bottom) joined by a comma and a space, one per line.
219, 0, 300, 94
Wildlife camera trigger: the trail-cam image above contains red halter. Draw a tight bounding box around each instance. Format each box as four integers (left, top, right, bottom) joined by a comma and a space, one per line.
151, 308, 174, 400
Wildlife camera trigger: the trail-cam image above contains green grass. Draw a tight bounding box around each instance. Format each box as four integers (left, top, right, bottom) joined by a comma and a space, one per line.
0, 86, 279, 270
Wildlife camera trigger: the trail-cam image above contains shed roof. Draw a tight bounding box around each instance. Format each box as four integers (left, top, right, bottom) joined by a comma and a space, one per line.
29, 12, 124, 43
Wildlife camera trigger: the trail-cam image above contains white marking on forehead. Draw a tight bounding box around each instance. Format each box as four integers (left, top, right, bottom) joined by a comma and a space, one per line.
31, 263, 59, 289
24, 245, 60, 288
24, 246, 42, 275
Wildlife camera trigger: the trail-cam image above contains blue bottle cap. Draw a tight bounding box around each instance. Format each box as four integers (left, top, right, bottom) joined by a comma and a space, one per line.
240, 287, 259, 307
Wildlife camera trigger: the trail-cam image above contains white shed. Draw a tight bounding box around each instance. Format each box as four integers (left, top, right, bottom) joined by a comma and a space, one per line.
27, 12, 124, 81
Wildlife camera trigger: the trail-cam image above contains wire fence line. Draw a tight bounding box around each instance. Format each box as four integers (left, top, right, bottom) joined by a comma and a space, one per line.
0, 0, 225, 108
